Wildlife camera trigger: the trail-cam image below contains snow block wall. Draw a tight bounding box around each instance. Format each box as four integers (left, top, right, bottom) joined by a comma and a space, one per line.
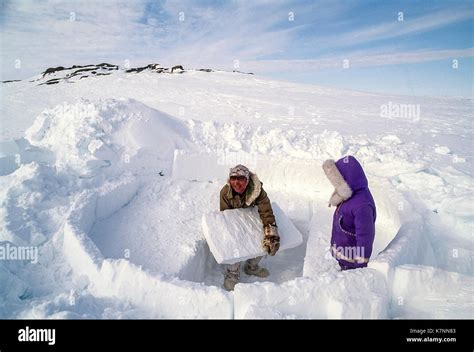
390, 264, 474, 319
234, 269, 389, 319
95, 174, 139, 220
369, 221, 437, 288
172, 151, 330, 198
300, 182, 436, 319
63, 187, 234, 319
172, 149, 228, 182
302, 204, 336, 279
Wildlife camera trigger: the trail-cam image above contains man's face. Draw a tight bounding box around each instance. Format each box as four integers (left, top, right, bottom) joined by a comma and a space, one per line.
229, 176, 248, 195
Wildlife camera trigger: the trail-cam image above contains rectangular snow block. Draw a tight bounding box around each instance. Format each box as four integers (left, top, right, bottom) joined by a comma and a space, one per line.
172, 149, 228, 182
202, 202, 303, 264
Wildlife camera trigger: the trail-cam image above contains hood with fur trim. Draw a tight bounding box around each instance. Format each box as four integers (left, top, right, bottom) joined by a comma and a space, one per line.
323, 156, 368, 207
226, 172, 262, 206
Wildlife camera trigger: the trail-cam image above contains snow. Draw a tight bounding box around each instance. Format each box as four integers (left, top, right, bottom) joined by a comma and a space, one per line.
391, 265, 473, 319
95, 174, 139, 220
234, 269, 388, 319
0, 69, 472, 319
23, 98, 189, 178
202, 203, 303, 264
172, 149, 228, 182
434, 146, 451, 155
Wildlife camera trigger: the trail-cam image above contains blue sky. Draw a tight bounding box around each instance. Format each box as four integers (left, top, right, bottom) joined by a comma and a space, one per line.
1, 0, 472, 96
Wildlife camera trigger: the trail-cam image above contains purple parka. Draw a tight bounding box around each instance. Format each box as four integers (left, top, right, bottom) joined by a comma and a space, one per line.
329, 156, 376, 270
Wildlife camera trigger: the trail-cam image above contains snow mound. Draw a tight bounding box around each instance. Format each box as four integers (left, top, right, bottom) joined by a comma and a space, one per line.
24, 98, 188, 177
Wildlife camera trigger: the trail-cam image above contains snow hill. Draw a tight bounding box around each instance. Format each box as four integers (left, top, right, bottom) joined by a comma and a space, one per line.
0, 65, 472, 319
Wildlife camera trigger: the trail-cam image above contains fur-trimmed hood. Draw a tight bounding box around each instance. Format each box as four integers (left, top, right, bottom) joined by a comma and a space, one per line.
225, 172, 262, 206
323, 156, 368, 207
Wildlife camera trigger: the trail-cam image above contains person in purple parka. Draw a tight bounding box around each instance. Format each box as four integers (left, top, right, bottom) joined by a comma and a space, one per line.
322, 155, 376, 270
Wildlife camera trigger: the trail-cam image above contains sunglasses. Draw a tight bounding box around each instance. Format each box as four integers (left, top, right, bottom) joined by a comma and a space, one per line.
230, 176, 248, 182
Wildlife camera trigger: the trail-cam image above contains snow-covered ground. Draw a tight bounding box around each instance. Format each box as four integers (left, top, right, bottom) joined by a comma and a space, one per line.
0, 68, 472, 318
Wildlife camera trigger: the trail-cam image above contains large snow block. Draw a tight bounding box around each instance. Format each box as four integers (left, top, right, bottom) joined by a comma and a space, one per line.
95, 173, 139, 220
172, 150, 324, 197
390, 264, 474, 319
202, 202, 303, 264
234, 269, 389, 319
172, 149, 228, 182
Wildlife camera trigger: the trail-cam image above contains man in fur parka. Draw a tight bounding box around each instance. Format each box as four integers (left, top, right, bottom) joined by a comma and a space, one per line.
220, 164, 280, 291
323, 156, 376, 270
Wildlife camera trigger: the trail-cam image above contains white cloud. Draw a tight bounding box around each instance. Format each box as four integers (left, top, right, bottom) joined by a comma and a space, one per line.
1, 0, 348, 78
314, 7, 474, 48
1, 0, 148, 78
241, 48, 474, 73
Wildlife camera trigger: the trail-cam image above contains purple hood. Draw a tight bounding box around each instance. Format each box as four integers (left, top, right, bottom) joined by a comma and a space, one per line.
335, 156, 368, 193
